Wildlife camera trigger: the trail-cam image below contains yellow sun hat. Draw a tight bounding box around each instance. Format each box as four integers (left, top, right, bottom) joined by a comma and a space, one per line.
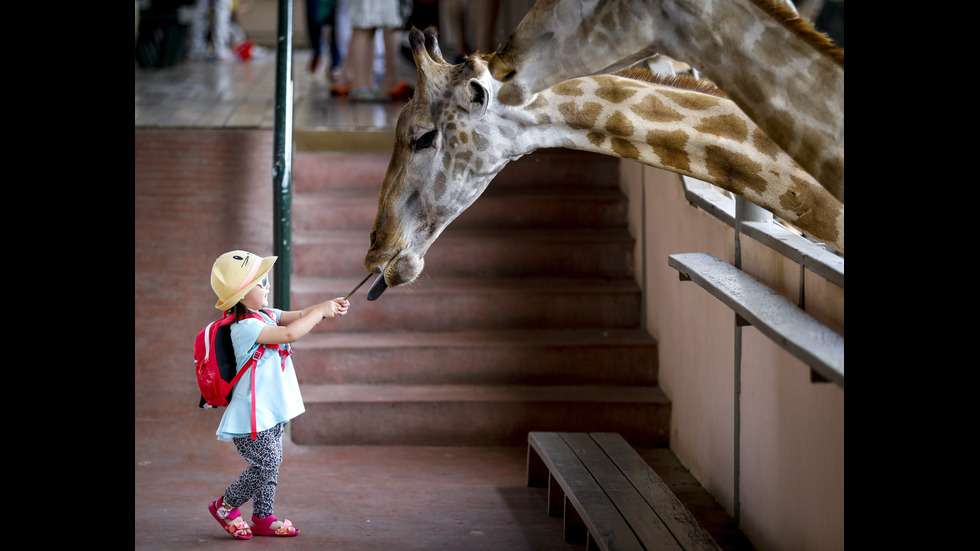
211, 250, 277, 310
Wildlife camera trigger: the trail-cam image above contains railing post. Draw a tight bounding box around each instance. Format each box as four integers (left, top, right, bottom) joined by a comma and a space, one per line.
272, 0, 293, 310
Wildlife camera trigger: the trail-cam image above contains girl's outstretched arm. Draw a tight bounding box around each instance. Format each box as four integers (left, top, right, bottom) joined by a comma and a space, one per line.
257, 298, 349, 344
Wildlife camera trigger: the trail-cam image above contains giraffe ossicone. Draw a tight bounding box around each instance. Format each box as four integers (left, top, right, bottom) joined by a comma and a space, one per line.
364, 27, 843, 300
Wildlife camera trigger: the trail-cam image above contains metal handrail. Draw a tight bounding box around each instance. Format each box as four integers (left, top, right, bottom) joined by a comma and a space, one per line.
272, 0, 293, 310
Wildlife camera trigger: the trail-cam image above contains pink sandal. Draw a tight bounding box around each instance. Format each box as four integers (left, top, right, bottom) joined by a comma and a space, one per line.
251, 514, 300, 536
209, 497, 252, 540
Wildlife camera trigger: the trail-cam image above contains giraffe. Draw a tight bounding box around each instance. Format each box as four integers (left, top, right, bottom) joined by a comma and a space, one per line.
488, 0, 845, 203
363, 27, 842, 300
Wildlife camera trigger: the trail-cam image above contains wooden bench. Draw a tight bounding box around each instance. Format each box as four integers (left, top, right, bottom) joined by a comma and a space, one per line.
527, 432, 720, 551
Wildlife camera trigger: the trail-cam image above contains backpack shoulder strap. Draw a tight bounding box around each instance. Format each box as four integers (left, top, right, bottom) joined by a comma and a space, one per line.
232, 308, 292, 440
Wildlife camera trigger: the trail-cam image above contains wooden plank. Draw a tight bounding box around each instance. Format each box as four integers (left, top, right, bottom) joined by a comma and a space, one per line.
528, 432, 644, 551
562, 432, 683, 550
591, 433, 721, 551
668, 252, 843, 387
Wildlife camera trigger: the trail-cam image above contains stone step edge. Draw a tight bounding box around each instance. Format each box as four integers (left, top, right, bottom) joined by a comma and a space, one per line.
293, 328, 657, 351
290, 276, 643, 295
299, 384, 669, 404
292, 227, 634, 243
292, 184, 627, 200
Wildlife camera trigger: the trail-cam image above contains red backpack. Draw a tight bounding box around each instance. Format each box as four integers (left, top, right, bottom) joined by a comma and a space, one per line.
194, 308, 292, 439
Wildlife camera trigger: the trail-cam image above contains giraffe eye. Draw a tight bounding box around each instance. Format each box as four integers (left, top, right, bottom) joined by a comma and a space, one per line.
414, 130, 437, 151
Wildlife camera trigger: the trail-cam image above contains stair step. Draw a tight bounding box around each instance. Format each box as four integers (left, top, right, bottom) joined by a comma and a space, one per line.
292, 328, 658, 386
292, 185, 629, 232
288, 148, 662, 446
292, 228, 635, 279
290, 384, 671, 446
292, 277, 644, 332
292, 151, 390, 192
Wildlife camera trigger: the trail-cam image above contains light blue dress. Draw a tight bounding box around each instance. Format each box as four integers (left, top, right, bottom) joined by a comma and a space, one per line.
348, 0, 403, 29
215, 309, 306, 441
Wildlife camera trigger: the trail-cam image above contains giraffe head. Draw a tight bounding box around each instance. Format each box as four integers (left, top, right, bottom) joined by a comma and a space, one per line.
364, 27, 506, 300
489, 0, 656, 106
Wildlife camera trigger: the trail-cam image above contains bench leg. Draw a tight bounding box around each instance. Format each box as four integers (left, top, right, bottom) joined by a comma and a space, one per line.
527, 443, 549, 488
563, 497, 588, 545
547, 472, 564, 517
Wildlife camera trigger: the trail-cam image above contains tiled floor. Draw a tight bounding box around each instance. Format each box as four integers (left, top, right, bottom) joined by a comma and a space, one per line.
135, 48, 410, 134
134, 50, 753, 551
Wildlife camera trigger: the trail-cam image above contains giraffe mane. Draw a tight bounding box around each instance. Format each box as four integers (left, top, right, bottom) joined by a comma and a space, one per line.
613, 67, 728, 99
753, 0, 844, 67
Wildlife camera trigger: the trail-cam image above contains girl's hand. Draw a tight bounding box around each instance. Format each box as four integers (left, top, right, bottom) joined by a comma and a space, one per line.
324, 298, 349, 318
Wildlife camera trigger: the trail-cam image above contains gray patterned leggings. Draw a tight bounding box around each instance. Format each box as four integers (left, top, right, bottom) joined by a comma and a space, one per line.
224, 423, 284, 518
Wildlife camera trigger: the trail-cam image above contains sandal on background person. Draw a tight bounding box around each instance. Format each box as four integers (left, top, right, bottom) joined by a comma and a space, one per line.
385, 81, 413, 102
251, 514, 300, 536
209, 497, 252, 540
330, 83, 353, 97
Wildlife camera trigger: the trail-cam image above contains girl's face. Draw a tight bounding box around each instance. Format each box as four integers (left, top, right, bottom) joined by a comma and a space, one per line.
240, 274, 270, 310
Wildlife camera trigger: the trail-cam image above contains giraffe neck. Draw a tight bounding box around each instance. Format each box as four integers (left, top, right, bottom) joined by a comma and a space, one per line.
656, 0, 844, 200
492, 0, 843, 202
495, 74, 843, 253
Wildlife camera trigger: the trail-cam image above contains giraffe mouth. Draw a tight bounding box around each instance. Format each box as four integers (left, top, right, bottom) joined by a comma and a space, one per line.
365, 252, 425, 301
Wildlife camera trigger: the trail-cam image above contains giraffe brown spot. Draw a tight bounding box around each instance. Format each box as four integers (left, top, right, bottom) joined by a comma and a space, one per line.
611, 138, 640, 161
741, 78, 770, 113
453, 151, 473, 179
528, 95, 549, 110
559, 101, 603, 130
459, 130, 469, 144
553, 80, 585, 97
704, 145, 768, 195
750, 127, 782, 162
630, 95, 685, 123
799, 126, 825, 162
594, 75, 642, 104
818, 156, 844, 203
754, 26, 793, 68
605, 111, 634, 137
432, 171, 447, 202
472, 130, 490, 151
646, 129, 691, 173
659, 89, 723, 111
600, 10, 616, 32
587, 132, 606, 147
780, 175, 840, 244
763, 110, 795, 155
695, 114, 749, 143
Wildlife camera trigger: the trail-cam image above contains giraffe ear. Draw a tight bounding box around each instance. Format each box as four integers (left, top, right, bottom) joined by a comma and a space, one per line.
461, 78, 491, 120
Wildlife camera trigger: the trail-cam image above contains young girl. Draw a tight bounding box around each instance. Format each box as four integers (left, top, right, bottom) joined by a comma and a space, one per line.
207, 250, 350, 539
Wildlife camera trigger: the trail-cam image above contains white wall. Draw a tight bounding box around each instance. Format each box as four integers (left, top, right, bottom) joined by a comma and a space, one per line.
620, 160, 845, 551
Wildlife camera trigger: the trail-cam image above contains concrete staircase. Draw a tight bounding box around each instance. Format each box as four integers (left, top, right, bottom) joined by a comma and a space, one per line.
288, 148, 668, 446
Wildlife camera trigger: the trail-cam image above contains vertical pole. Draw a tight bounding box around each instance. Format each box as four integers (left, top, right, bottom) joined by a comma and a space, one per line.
273, 0, 293, 310
731, 196, 770, 524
